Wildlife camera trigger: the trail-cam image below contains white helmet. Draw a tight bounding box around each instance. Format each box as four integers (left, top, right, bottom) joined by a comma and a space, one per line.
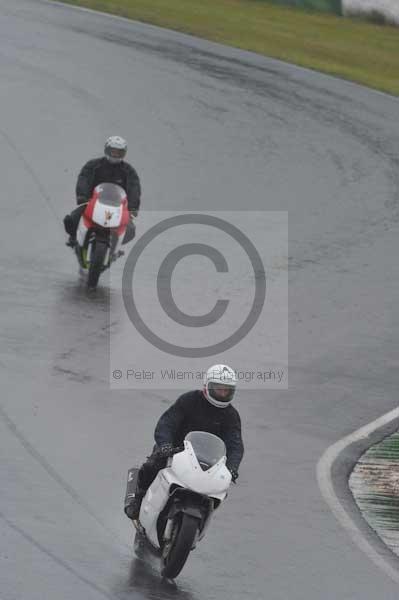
203, 364, 237, 408
104, 136, 127, 163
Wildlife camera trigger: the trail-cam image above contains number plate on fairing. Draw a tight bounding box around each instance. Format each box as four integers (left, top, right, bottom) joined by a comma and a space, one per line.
92, 201, 122, 228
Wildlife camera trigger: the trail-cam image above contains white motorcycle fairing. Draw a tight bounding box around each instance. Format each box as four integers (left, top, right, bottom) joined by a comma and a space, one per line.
76, 217, 88, 248
139, 439, 231, 549
91, 199, 123, 228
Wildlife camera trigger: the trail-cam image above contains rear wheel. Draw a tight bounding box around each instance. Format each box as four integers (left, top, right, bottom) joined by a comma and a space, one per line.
87, 241, 108, 289
161, 513, 199, 579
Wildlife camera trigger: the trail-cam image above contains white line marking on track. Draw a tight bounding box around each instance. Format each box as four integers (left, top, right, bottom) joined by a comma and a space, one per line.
317, 407, 399, 584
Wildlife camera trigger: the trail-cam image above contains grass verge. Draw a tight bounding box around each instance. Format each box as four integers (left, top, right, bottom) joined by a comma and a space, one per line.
350, 432, 399, 556
56, 0, 399, 96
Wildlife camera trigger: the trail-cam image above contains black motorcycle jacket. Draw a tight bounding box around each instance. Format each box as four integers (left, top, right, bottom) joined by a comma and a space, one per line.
154, 390, 244, 472
75, 157, 141, 213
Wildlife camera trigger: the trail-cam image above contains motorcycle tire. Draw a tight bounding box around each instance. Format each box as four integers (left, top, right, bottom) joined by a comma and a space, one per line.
161, 513, 198, 579
87, 241, 108, 289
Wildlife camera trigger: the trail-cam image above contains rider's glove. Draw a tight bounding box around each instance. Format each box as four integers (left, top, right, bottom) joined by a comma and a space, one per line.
130, 209, 138, 218
227, 467, 239, 483
157, 443, 175, 458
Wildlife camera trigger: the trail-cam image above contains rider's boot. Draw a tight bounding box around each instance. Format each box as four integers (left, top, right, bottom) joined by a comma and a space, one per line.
125, 489, 144, 520
64, 214, 77, 247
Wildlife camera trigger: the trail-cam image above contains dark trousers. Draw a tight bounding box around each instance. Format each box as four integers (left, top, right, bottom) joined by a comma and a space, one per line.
123, 220, 136, 244
63, 205, 85, 237
136, 447, 167, 493
63, 205, 135, 244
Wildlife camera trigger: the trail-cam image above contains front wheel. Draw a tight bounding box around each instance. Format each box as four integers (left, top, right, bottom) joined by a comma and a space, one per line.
87, 241, 108, 289
161, 513, 199, 579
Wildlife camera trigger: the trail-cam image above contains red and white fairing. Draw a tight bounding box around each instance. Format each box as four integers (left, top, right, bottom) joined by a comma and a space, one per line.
76, 183, 130, 252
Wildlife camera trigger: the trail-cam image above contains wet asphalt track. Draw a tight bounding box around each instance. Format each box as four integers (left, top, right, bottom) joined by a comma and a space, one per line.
1, 1, 399, 598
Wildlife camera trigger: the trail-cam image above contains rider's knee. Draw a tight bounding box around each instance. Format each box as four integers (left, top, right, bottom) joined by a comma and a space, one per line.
63, 214, 74, 235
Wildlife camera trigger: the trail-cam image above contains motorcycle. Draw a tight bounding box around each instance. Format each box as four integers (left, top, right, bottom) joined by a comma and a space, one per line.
125, 431, 232, 579
74, 182, 130, 289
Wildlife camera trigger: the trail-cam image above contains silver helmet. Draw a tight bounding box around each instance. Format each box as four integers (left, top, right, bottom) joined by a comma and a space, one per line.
104, 136, 127, 163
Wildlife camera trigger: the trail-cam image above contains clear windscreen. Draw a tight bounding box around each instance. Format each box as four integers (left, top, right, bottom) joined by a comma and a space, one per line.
94, 183, 126, 207
185, 431, 226, 470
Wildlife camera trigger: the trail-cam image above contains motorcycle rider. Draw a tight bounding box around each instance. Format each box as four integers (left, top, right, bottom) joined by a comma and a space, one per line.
125, 364, 244, 520
63, 136, 141, 246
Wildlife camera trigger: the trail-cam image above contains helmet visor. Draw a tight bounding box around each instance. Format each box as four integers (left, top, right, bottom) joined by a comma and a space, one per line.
105, 146, 126, 160
208, 382, 235, 403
